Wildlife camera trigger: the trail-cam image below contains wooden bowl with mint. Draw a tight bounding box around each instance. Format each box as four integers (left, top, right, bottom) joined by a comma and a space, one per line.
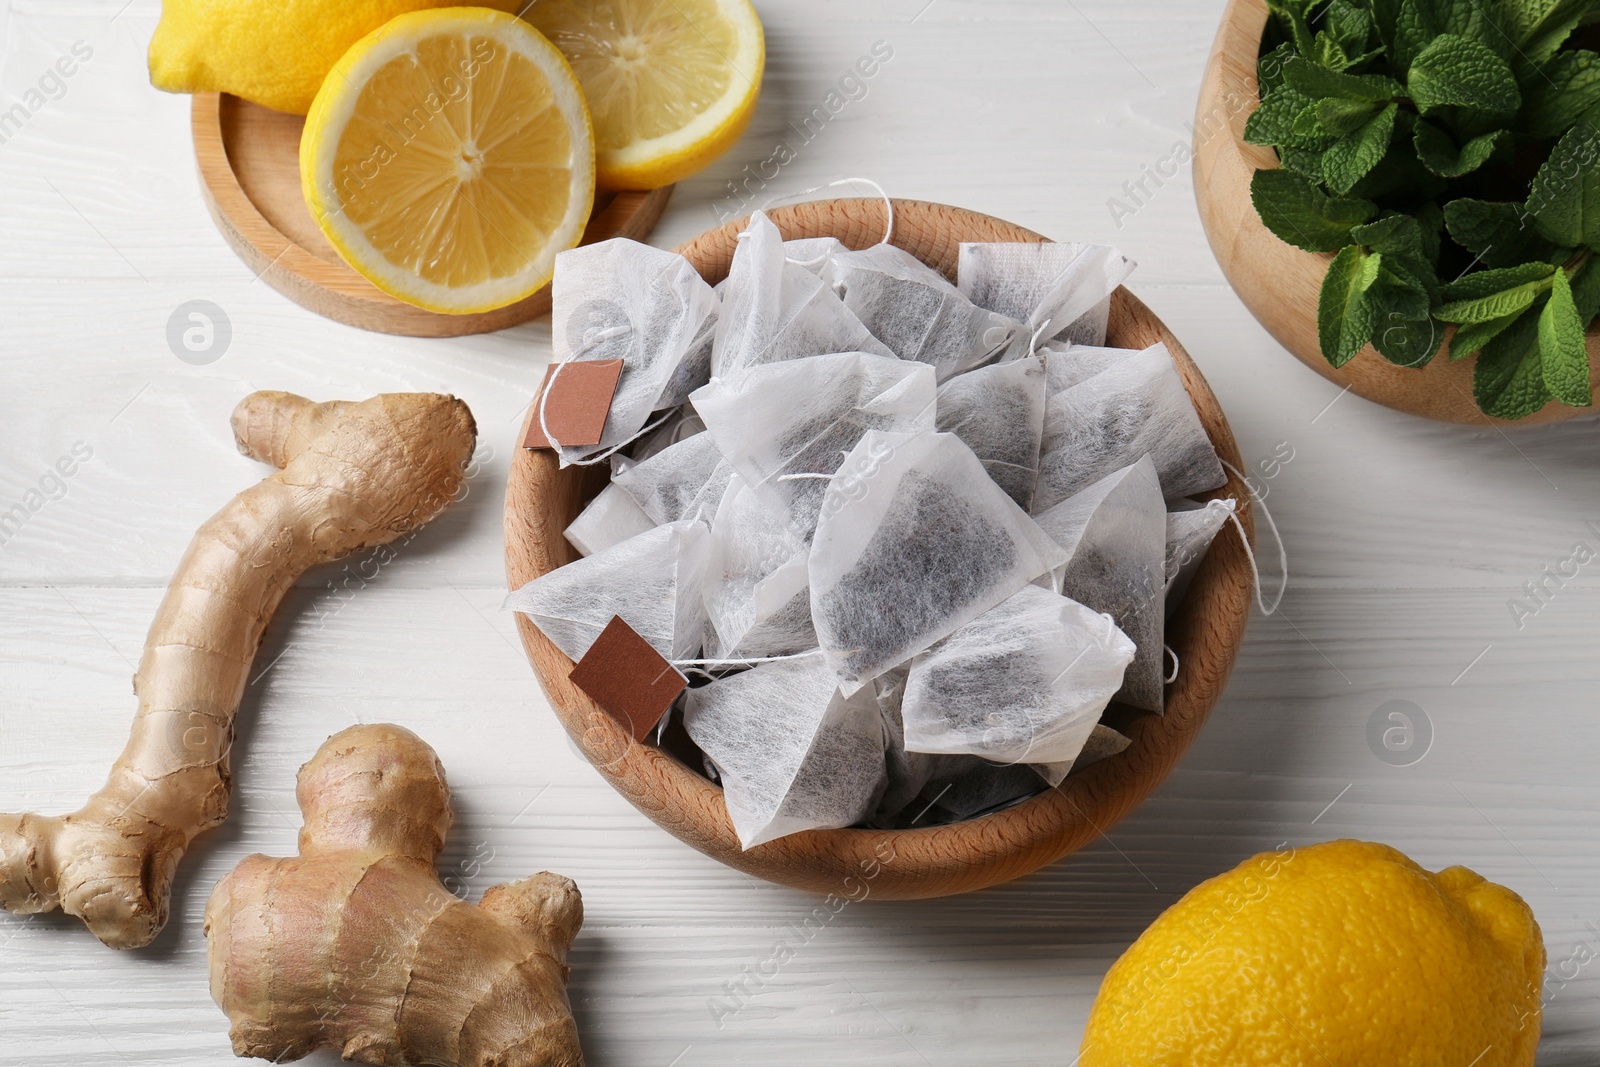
1195, 0, 1600, 425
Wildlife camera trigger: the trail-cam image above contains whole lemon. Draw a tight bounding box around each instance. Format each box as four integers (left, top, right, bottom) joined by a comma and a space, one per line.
148, 0, 522, 115
1079, 840, 1544, 1067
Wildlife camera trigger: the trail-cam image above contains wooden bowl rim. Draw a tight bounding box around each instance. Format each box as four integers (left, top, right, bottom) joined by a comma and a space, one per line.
504, 197, 1257, 899
190, 91, 672, 338
1195, 0, 1600, 427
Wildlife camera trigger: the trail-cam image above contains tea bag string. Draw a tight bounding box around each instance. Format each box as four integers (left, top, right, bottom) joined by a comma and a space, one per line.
536, 326, 678, 466
749, 177, 896, 254
1218, 458, 1288, 616
1164, 645, 1180, 684
672, 651, 817, 681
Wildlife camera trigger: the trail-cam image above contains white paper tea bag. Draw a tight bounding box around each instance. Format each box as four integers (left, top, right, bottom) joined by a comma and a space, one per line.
703, 475, 817, 658
809, 430, 1069, 693
935, 355, 1048, 509
871, 668, 971, 826
711, 211, 893, 377
691, 351, 937, 539
1033, 343, 1226, 512
1034, 457, 1168, 712
1166, 497, 1237, 602
564, 484, 656, 557
823, 243, 1020, 380
1034, 724, 1133, 786
901, 584, 1135, 765
683, 651, 888, 849
1040, 342, 1134, 392
784, 236, 847, 274
550, 239, 718, 463
957, 242, 1134, 347
619, 409, 707, 470
506, 519, 710, 663
612, 431, 732, 525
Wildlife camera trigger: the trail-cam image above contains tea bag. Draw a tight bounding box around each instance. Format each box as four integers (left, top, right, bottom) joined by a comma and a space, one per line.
958, 242, 1134, 347
1040, 342, 1134, 393
1034, 457, 1167, 713
682, 650, 888, 849
1166, 497, 1237, 603
1034, 724, 1133, 786
612, 432, 732, 525
702, 475, 817, 659
784, 236, 847, 274
935, 355, 1048, 509
823, 243, 1020, 380
901, 584, 1135, 765
871, 668, 970, 826
809, 430, 1069, 693
691, 352, 937, 539
619, 409, 706, 470
1033, 343, 1226, 512
914, 761, 1049, 824
550, 239, 718, 463
506, 519, 710, 663
711, 211, 893, 377
564, 484, 656, 558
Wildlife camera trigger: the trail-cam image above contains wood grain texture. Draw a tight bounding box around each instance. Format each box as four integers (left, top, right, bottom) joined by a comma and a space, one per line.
1192, 0, 1600, 427
191, 93, 674, 338
504, 197, 1257, 899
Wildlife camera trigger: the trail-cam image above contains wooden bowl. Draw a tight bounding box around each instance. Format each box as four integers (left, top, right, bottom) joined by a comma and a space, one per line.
191, 92, 673, 338
1194, 0, 1600, 426
504, 198, 1257, 898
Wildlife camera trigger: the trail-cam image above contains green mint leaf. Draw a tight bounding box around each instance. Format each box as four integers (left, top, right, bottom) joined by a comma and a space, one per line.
1444, 199, 1566, 267
1474, 305, 1551, 419
1394, 0, 1495, 72
1570, 254, 1600, 318
1277, 145, 1329, 178
1313, 32, 1352, 71
1539, 267, 1593, 406
1320, 246, 1384, 366
1323, 103, 1400, 193
1252, 169, 1380, 251
1417, 201, 1446, 265
1527, 125, 1600, 249
1317, 96, 1385, 136
1505, 0, 1595, 69
1414, 122, 1506, 177
1370, 0, 1404, 54
1371, 302, 1444, 366
1408, 34, 1521, 118
1284, 56, 1404, 101
1245, 87, 1317, 147
1328, 0, 1375, 54
1267, 0, 1318, 57
1291, 103, 1340, 148
1436, 262, 1557, 322
1448, 309, 1527, 359
1518, 50, 1600, 140
1259, 43, 1297, 95
1353, 214, 1427, 259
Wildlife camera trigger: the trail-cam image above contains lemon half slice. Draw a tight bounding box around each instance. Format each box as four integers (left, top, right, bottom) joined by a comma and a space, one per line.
301, 8, 595, 314
525, 0, 764, 190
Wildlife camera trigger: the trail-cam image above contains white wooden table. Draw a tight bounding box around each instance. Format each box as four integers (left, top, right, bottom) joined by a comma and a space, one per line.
3, 1, 1598, 1063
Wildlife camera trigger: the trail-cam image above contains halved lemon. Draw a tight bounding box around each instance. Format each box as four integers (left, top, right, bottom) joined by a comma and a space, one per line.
301, 8, 595, 314
524, 0, 764, 190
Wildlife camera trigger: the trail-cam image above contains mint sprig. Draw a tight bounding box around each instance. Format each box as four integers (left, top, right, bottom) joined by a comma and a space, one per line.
1248, 0, 1600, 418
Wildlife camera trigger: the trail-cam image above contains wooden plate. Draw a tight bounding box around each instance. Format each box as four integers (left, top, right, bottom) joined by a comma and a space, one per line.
504, 198, 1256, 898
191, 92, 673, 338
1194, 0, 1600, 426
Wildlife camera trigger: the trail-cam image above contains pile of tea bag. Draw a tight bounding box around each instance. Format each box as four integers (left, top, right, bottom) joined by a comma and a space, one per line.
509, 212, 1235, 849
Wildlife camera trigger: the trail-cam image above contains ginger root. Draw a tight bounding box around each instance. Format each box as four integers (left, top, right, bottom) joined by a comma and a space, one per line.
0, 391, 477, 949
205, 724, 585, 1067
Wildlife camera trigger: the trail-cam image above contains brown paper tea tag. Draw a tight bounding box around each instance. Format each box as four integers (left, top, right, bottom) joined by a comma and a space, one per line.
568, 616, 687, 742
522, 359, 625, 450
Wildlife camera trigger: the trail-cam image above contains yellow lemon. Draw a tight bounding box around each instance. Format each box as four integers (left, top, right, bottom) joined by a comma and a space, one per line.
1080, 840, 1544, 1067
300, 8, 595, 315
524, 0, 764, 190
148, 0, 522, 115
